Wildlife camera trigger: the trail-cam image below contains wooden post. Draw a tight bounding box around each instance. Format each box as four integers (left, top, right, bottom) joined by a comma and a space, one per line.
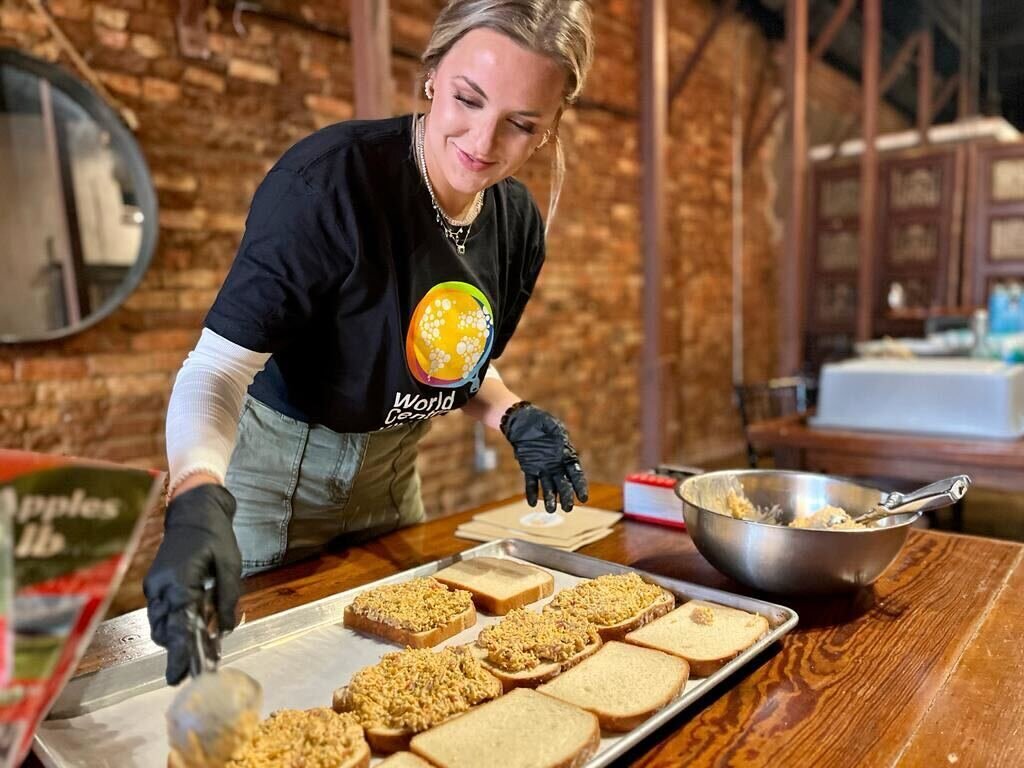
970, 0, 982, 116
957, 0, 980, 118
780, 0, 808, 375
858, 0, 880, 342
641, 0, 668, 467
350, 0, 392, 118
917, 26, 933, 141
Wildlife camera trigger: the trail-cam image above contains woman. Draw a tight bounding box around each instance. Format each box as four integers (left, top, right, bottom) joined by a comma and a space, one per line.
144, 0, 594, 685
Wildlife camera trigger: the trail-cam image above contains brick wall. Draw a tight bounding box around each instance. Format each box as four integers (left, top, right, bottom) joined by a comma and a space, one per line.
0, 0, 894, 615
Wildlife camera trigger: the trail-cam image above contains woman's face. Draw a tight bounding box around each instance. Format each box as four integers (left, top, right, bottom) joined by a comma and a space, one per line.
426, 28, 567, 199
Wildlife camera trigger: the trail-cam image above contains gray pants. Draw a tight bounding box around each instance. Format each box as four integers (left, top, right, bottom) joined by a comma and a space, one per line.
225, 396, 429, 576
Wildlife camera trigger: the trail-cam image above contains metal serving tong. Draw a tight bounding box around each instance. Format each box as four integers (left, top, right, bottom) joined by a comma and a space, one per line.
166, 579, 263, 768
848, 474, 972, 526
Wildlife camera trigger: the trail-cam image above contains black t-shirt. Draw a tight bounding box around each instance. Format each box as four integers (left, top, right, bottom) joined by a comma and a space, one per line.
205, 115, 546, 433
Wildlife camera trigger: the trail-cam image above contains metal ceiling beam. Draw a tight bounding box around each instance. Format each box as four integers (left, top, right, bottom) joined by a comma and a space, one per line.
931, 75, 960, 123
745, 0, 854, 164
828, 31, 923, 152
809, 0, 856, 59
930, 0, 963, 47
667, 0, 738, 105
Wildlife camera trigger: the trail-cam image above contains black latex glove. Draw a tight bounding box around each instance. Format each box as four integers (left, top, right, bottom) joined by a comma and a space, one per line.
501, 402, 589, 513
143, 483, 242, 685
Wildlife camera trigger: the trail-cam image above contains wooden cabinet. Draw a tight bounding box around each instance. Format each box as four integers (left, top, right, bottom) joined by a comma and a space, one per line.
804, 163, 860, 370
803, 145, 966, 371
873, 147, 964, 337
963, 142, 1024, 306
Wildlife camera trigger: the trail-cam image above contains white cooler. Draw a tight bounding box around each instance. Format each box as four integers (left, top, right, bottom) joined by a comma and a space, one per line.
810, 358, 1024, 439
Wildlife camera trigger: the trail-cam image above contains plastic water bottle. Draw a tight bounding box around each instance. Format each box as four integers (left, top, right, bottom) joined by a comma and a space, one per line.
989, 284, 1010, 333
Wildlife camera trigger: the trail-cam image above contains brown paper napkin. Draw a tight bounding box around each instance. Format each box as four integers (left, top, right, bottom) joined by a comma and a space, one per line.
454, 522, 614, 551
470, 501, 622, 542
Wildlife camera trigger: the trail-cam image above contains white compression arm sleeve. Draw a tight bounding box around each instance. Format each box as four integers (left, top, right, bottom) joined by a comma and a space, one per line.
165, 328, 271, 496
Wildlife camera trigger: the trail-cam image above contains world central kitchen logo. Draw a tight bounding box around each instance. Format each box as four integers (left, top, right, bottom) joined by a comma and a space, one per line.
383, 390, 457, 427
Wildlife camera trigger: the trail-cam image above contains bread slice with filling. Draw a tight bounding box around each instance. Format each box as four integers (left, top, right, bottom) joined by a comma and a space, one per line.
625, 599, 770, 677
536, 641, 688, 731
220, 708, 370, 768
467, 607, 602, 691
409, 688, 600, 768
332, 646, 502, 754
343, 577, 476, 648
543, 572, 676, 642
433, 557, 554, 615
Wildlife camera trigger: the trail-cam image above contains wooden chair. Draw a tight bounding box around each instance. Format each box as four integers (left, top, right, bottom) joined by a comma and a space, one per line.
734, 376, 814, 468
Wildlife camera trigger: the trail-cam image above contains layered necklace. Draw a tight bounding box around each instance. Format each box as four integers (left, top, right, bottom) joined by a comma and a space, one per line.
415, 115, 484, 255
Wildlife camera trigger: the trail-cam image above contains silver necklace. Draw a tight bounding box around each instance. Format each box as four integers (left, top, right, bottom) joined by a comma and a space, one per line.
416, 116, 484, 255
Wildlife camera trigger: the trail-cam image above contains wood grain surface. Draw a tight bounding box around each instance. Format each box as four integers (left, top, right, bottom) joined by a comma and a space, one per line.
35, 483, 1024, 768
747, 412, 1024, 492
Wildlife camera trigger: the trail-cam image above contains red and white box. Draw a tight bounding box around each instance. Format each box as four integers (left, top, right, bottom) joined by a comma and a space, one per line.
622, 472, 687, 529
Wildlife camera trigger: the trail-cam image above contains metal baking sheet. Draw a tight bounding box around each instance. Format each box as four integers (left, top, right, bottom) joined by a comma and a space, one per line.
33, 539, 798, 768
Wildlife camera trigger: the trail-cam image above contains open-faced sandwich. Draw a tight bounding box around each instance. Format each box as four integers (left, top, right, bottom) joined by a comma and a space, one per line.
542, 572, 675, 641
625, 599, 770, 677
468, 607, 601, 691
343, 577, 476, 648
332, 646, 502, 753
222, 708, 369, 768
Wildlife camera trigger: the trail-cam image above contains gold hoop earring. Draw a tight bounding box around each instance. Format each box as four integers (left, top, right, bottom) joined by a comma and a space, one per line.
424, 79, 434, 100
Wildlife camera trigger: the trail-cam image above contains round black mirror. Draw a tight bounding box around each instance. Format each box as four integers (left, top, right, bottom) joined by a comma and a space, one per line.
0, 48, 158, 343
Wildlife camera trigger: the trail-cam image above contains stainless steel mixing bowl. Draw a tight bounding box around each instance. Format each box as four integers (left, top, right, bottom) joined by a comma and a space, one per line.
675, 469, 962, 595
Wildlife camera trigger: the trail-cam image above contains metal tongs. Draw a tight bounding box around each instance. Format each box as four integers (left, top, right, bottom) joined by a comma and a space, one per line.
847, 474, 972, 526
166, 579, 263, 768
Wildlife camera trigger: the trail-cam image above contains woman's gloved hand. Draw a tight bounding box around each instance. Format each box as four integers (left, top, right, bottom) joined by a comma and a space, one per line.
143, 483, 242, 685
500, 401, 589, 513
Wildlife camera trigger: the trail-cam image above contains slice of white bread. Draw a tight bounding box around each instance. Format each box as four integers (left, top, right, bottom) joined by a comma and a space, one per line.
333, 647, 502, 754
536, 641, 689, 731
544, 573, 676, 642
377, 752, 436, 767
409, 688, 600, 768
433, 557, 555, 615
625, 599, 770, 677
467, 608, 602, 691
221, 708, 369, 768
343, 577, 476, 649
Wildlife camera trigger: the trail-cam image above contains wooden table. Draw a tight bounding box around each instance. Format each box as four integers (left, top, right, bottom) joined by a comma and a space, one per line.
33, 483, 1024, 767
748, 412, 1024, 493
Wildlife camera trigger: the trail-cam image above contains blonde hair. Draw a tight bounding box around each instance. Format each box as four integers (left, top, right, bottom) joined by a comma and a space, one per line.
421, 0, 595, 227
